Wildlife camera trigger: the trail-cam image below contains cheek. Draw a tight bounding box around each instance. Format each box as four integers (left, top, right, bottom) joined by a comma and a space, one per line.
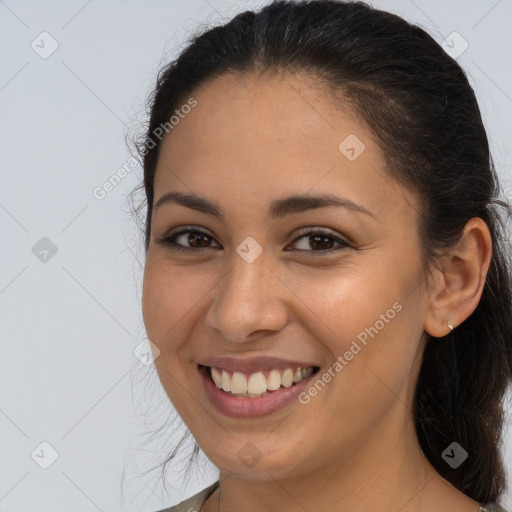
141, 255, 205, 344
141, 257, 201, 409
280, 261, 405, 345
286, 259, 423, 391
141, 266, 172, 344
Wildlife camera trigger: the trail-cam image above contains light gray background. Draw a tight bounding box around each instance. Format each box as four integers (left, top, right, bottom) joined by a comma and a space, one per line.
1, 1, 511, 511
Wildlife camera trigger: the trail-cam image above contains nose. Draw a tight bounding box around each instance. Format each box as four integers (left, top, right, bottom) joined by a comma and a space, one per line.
204, 251, 288, 344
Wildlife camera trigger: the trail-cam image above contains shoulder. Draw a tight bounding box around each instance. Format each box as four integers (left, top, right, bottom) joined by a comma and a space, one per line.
153, 481, 220, 512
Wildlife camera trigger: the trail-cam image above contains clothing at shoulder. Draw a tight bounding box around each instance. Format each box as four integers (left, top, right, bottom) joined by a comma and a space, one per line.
480, 505, 509, 512
154, 482, 220, 512
153, 489, 510, 512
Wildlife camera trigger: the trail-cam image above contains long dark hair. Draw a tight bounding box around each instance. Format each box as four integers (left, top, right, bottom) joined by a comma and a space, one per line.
133, 0, 512, 503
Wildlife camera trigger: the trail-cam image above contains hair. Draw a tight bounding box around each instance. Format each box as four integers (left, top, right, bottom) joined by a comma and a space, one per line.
132, 0, 512, 504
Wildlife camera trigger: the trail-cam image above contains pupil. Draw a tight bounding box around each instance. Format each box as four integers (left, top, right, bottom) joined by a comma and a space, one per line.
311, 235, 332, 250
190, 232, 210, 247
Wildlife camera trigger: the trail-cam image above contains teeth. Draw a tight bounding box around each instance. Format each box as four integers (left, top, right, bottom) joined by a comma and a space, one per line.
221, 370, 231, 392
281, 368, 294, 387
302, 367, 313, 379
247, 372, 267, 394
211, 367, 222, 388
267, 369, 281, 390
209, 365, 315, 397
231, 372, 248, 394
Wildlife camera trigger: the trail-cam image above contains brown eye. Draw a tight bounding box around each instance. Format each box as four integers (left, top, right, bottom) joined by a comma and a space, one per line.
156, 227, 221, 252
304, 234, 335, 250
185, 231, 212, 248
288, 228, 352, 253
156, 226, 352, 255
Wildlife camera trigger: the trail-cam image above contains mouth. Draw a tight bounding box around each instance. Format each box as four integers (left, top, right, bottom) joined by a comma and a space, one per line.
198, 363, 321, 418
200, 364, 319, 398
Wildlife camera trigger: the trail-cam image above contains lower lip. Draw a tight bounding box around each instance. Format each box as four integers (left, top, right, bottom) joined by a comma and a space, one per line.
198, 365, 319, 418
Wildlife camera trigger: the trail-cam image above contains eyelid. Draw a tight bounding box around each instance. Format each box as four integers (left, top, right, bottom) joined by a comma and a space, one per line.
292, 226, 351, 245
163, 224, 216, 239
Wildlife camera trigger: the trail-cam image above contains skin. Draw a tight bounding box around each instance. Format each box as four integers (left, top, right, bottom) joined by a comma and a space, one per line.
142, 71, 492, 512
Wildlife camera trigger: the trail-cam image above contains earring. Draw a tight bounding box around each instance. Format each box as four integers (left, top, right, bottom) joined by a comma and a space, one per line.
447, 323, 454, 332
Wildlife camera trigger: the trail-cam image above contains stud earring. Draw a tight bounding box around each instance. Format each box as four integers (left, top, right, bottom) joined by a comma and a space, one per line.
447, 323, 454, 332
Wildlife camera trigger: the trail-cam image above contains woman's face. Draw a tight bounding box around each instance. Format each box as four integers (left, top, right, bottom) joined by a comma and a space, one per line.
142, 71, 431, 480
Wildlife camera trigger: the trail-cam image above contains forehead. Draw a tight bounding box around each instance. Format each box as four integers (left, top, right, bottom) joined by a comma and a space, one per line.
153, 71, 417, 220
161, 70, 367, 158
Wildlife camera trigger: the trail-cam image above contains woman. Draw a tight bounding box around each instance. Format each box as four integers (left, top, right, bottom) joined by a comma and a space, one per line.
135, 1, 512, 510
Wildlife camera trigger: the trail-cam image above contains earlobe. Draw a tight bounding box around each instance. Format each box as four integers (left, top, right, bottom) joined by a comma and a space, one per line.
423, 217, 492, 338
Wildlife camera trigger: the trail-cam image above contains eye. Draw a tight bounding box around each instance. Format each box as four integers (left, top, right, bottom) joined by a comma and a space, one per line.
287, 227, 352, 254
155, 226, 352, 254
155, 226, 220, 252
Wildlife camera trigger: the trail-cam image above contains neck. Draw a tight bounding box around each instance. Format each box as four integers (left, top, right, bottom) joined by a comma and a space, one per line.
205, 410, 479, 512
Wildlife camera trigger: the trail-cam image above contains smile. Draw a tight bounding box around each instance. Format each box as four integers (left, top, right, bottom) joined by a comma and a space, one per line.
198, 363, 320, 418
209, 366, 315, 397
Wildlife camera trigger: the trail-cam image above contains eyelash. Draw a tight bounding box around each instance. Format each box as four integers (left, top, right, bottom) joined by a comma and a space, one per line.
155, 226, 352, 255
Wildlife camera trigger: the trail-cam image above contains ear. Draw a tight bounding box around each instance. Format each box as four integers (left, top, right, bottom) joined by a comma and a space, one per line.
423, 217, 492, 338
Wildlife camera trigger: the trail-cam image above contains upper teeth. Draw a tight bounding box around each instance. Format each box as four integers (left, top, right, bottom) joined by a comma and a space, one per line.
210, 367, 314, 394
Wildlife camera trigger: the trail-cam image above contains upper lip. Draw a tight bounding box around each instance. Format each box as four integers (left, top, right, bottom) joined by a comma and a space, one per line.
198, 355, 319, 374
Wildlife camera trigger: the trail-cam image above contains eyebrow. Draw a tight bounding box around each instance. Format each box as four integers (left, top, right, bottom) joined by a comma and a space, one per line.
154, 191, 375, 219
